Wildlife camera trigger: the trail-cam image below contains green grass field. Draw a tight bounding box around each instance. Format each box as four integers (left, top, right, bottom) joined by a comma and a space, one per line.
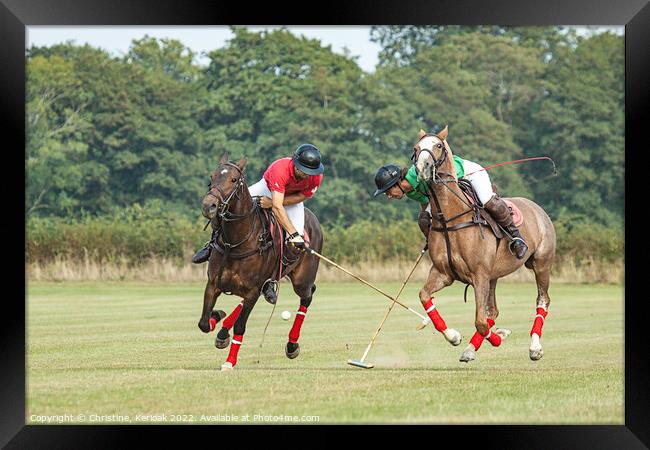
26, 281, 623, 424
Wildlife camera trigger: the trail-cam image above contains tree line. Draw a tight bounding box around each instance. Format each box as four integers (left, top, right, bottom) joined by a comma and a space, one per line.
26, 26, 624, 230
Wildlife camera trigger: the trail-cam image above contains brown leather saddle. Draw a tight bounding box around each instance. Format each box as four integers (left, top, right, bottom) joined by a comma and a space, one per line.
459, 179, 505, 240
431, 179, 505, 240
210, 199, 304, 292
258, 203, 305, 275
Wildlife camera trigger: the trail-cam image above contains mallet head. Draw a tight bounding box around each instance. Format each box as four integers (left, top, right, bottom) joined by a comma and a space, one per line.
416, 318, 430, 331
347, 359, 374, 369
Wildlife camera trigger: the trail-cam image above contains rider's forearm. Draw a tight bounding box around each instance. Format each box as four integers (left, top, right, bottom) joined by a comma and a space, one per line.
283, 193, 307, 206
272, 205, 297, 235
271, 191, 298, 236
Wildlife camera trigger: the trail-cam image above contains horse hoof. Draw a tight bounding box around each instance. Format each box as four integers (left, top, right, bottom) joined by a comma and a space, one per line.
459, 348, 476, 363
211, 309, 227, 323
286, 342, 300, 359
529, 348, 544, 361
494, 328, 512, 340
215, 328, 230, 349
220, 362, 234, 371
529, 333, 543, 360
443, 328, 463, 346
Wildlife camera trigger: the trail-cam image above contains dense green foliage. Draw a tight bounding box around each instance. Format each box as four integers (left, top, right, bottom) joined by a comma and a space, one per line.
27, 204, 623, 267
26, 27, 624, 264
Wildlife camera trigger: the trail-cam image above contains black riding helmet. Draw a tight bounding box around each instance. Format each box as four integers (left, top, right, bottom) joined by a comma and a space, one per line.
293, 144, 324, 176
373, 164, 401, 197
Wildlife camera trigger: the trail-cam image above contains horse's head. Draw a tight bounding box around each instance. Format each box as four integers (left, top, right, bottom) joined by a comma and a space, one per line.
412, 125, 450, 183
201, 152, 248, 219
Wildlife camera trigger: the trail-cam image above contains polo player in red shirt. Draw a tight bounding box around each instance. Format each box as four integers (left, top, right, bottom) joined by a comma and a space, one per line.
251, 144, 324, 251
192, 143, 324, 264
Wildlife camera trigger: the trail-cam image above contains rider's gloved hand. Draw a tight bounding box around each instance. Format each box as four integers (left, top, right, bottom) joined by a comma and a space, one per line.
287, 232, 308, 251
259, 196, 273, 209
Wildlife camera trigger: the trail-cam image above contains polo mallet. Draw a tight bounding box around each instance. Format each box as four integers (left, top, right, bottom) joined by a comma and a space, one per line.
348, 247, 427, 369
305, 248, 431, 328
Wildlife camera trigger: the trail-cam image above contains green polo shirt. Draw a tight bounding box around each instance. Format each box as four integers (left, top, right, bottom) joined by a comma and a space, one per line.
403, 156, 465, 204
404, 166, 430, 204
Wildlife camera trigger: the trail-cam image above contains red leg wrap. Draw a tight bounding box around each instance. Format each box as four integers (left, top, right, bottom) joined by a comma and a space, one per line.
469, 332, 485, 350
226, 334, 244, 366
470, 318, 501, 350
485, 318, 501, 347
423, 298, 447, 332
530, 307, 548, 337
222, 302, 243, 330
209, 317, 217, 331
288, 305, 308, 344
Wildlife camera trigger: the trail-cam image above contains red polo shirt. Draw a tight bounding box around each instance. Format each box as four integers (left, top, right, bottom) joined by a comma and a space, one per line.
264, 157, 323, 198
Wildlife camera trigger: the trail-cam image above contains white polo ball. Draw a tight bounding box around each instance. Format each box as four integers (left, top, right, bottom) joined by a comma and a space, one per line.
281, 311, 291, 321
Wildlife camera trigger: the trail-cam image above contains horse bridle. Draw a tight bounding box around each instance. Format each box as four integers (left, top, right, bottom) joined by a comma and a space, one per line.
411, 134, 478, 283
411, 133, 449, 173
205, 162, 268, 290
205, 163, 263, 250
206, 163, 247, 219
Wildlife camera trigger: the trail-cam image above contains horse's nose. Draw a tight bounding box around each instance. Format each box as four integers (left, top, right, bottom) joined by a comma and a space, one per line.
202, 202, 217, 219
417, 166, 428, 181
416, 161, 434, 182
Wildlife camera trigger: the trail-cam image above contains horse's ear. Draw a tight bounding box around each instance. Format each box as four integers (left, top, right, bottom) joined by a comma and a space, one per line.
417, 129, 427, 140
219, 152, 230, 165
437, 125, 449, 141
237, 156, 248, 170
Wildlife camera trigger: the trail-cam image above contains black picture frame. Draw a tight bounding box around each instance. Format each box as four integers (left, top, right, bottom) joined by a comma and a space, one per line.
4, 0, 648, 447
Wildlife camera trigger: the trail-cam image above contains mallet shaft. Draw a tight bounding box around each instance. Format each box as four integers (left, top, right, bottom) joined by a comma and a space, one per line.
307, 249, 429, 322
360, 248, 427, 362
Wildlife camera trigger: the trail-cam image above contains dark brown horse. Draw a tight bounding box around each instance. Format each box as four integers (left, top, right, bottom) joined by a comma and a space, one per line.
198, 152, 323, 371
413, 127, 556, 362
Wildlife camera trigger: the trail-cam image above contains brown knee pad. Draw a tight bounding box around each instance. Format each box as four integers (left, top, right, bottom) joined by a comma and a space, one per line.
418, 210, 432, 239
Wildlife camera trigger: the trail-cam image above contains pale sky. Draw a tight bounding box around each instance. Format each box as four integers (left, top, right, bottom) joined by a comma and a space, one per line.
26, 26, 623, 74
26, 26, 383, 73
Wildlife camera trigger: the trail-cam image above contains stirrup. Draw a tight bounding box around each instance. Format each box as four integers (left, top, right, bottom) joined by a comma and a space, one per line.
508, 237, 527, 256
261, 279, 279, 304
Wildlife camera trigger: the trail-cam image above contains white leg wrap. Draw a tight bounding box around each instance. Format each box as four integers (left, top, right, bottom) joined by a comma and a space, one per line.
530, 333, 542, 351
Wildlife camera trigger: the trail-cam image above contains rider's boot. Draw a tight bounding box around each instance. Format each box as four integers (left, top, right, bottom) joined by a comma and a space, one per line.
484, 195, 528, 259
418, 210, 432, 250
191, 228, 218, 264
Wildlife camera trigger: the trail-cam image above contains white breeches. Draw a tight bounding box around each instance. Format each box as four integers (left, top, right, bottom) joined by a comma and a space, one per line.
424, 160, 495, 212
248, 179, 305, 234
461, 160, 496, 205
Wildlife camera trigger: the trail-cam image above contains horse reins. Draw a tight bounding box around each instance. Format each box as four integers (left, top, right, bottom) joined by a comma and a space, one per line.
206, 163, 265, 289
414, 136, 485, 285
206, 162, 297, 294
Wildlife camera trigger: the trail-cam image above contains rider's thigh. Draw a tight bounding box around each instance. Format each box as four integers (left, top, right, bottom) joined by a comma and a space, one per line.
248, 178, 272, 197
463, 160, 495, 205
284, 202, 305, 235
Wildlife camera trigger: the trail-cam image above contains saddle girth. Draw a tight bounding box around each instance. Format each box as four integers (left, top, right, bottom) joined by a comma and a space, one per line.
428, 187, 464, 282
212, 202, 273, 289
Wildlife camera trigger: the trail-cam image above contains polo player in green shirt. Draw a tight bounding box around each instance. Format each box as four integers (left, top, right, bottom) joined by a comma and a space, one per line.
373, 155, 528, 258
372, 157, 463, 247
